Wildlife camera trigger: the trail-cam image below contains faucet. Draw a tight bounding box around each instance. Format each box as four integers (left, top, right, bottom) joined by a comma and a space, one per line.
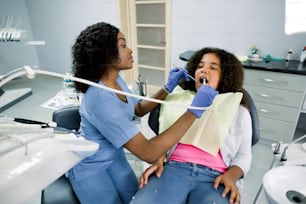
279, 135, 306, 166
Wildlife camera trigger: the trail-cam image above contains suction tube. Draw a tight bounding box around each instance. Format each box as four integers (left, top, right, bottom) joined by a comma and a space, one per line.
1, 66, 208, 111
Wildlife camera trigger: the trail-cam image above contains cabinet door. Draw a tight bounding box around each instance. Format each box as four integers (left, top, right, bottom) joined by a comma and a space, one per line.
119, 0, 171, 93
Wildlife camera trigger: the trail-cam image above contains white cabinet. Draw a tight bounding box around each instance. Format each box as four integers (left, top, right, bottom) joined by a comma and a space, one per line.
119, 0, 171, 94
244, 69, 306, 143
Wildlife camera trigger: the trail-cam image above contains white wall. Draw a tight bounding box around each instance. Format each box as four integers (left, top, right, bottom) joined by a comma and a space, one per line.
0, 0, 39, 75
171, 0, 306, 67
0, 0, 118, 75
25, 0, 118, 74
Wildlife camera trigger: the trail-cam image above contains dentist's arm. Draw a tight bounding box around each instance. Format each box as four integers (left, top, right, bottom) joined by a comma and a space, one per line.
125, 85, 218, 163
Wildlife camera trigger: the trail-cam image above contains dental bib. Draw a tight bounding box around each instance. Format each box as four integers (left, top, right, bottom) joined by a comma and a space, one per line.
159, 86, 242, 156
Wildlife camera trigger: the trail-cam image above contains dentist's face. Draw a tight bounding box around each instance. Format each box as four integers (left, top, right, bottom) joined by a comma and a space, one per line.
195, 53, 221, 90
117, 32, 134, 70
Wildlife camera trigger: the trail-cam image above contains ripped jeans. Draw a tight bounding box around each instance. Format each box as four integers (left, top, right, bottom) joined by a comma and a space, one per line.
130, 161, 230, 204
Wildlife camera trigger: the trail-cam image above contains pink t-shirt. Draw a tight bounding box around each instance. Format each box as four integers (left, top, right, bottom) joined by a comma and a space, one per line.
169, 143, 227, 173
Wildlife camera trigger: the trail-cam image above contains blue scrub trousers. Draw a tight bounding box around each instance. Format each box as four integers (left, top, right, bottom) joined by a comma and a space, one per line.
130, 161, 230, 204
68, 152, 138, 204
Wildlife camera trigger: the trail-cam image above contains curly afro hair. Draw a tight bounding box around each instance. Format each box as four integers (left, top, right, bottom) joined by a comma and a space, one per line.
72, 22, 120, 93
179, 47, 249, 109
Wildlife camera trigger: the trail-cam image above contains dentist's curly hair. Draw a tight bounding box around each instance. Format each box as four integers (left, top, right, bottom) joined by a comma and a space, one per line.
180, 47, 249, 109
72, 22, 120, 93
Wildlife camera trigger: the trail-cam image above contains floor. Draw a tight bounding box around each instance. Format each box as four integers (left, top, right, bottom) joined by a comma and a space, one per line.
1, 74, 302, 204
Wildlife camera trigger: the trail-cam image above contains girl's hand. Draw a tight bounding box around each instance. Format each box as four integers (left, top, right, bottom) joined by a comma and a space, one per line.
214, 174, 241, 204
138, 156, 165, 188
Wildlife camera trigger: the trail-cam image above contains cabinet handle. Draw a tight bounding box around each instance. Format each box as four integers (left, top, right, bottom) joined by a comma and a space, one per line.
259, 93, 270, 98
263, 78, 274, 82
259, 108, 269, 113
260, 78, 288, 85
258, 108, 281, 116
257, 93, 285, 102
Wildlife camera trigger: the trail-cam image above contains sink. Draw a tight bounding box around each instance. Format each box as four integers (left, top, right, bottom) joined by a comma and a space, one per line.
0, 121, 99, 204
263, 165, 306, 204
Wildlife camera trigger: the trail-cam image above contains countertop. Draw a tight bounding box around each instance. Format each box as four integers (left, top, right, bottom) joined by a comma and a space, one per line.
179, 50, 306, 76
242, 60, 306, 76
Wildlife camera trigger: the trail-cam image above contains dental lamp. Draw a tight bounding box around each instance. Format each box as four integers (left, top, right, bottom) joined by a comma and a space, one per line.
0, 66, 208, 111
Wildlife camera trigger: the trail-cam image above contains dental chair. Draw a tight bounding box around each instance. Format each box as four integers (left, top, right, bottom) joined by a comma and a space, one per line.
148, 88, 260, 146
41, 106, 81, 204
151, 50, 260, 146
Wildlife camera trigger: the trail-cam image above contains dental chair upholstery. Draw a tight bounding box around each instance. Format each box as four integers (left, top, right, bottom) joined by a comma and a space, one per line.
148, 88, 260, 146
41, 106, 81, 204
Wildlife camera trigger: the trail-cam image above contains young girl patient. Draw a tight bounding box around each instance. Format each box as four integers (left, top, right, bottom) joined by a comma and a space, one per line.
130, 47, 252, 204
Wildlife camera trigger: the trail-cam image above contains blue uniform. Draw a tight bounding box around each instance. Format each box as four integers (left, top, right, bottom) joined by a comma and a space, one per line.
68, 75, 139, 204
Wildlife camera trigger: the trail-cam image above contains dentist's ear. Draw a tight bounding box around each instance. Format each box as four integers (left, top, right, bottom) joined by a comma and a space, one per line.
23, 66, 36, 79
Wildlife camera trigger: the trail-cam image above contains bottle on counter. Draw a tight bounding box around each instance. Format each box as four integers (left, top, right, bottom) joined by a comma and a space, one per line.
286, 49, 293, 62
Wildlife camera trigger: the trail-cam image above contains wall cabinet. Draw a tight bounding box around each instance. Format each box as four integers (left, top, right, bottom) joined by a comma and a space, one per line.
119, 0, 171, 93
244, 69, 306, 143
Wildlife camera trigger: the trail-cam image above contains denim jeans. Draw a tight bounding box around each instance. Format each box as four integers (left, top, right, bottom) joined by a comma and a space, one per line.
68, 152, 138, 204
130, 161, 230, 204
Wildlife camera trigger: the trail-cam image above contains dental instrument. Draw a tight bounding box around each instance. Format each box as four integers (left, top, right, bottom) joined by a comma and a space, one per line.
0, 66, 209, 111
172, 65, 207, 86
172, 65, 195, 81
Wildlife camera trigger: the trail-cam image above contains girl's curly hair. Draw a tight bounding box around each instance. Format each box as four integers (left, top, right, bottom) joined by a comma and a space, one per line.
179, 47, 249, 109
72, 22, 120, 93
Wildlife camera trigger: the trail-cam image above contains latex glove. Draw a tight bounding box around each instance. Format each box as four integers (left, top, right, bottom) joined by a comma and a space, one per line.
188, 85, 218, 118
164, 67, 189, 93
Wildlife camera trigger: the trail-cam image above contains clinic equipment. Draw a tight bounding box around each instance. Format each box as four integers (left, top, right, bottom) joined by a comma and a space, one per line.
0, 66, 209, 111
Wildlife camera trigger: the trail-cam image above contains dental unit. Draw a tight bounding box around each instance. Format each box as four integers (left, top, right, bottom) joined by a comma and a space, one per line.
0, 65, 211, 203
0, 116, 99, 203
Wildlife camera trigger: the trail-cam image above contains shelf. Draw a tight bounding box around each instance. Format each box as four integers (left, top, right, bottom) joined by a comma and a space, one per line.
138, 48, 165, 67
136, 24, 165, 28
136, 3, 165, 24
135, 1, 166, 5
138, 64, 164, 71
137, 45, 165, 50
137, 27, 166, 47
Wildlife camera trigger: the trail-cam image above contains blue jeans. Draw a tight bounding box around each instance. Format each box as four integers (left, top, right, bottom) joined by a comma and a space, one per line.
68, 152, 138, 204
130, 161, 230, 204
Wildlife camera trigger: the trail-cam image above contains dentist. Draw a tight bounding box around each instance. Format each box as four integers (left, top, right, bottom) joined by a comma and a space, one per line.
68, 22, 218, 204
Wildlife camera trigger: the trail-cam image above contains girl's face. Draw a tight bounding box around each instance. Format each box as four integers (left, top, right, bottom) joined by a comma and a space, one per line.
194, 53, 221, 90
117, 32, 134, 70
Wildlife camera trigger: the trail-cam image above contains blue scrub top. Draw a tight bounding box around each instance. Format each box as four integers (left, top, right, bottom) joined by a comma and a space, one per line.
71, 75, 140, 181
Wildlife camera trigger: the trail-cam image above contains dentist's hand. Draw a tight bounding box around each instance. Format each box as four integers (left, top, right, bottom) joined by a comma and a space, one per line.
188, 85, 218, 118
164, 67, 189, 93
